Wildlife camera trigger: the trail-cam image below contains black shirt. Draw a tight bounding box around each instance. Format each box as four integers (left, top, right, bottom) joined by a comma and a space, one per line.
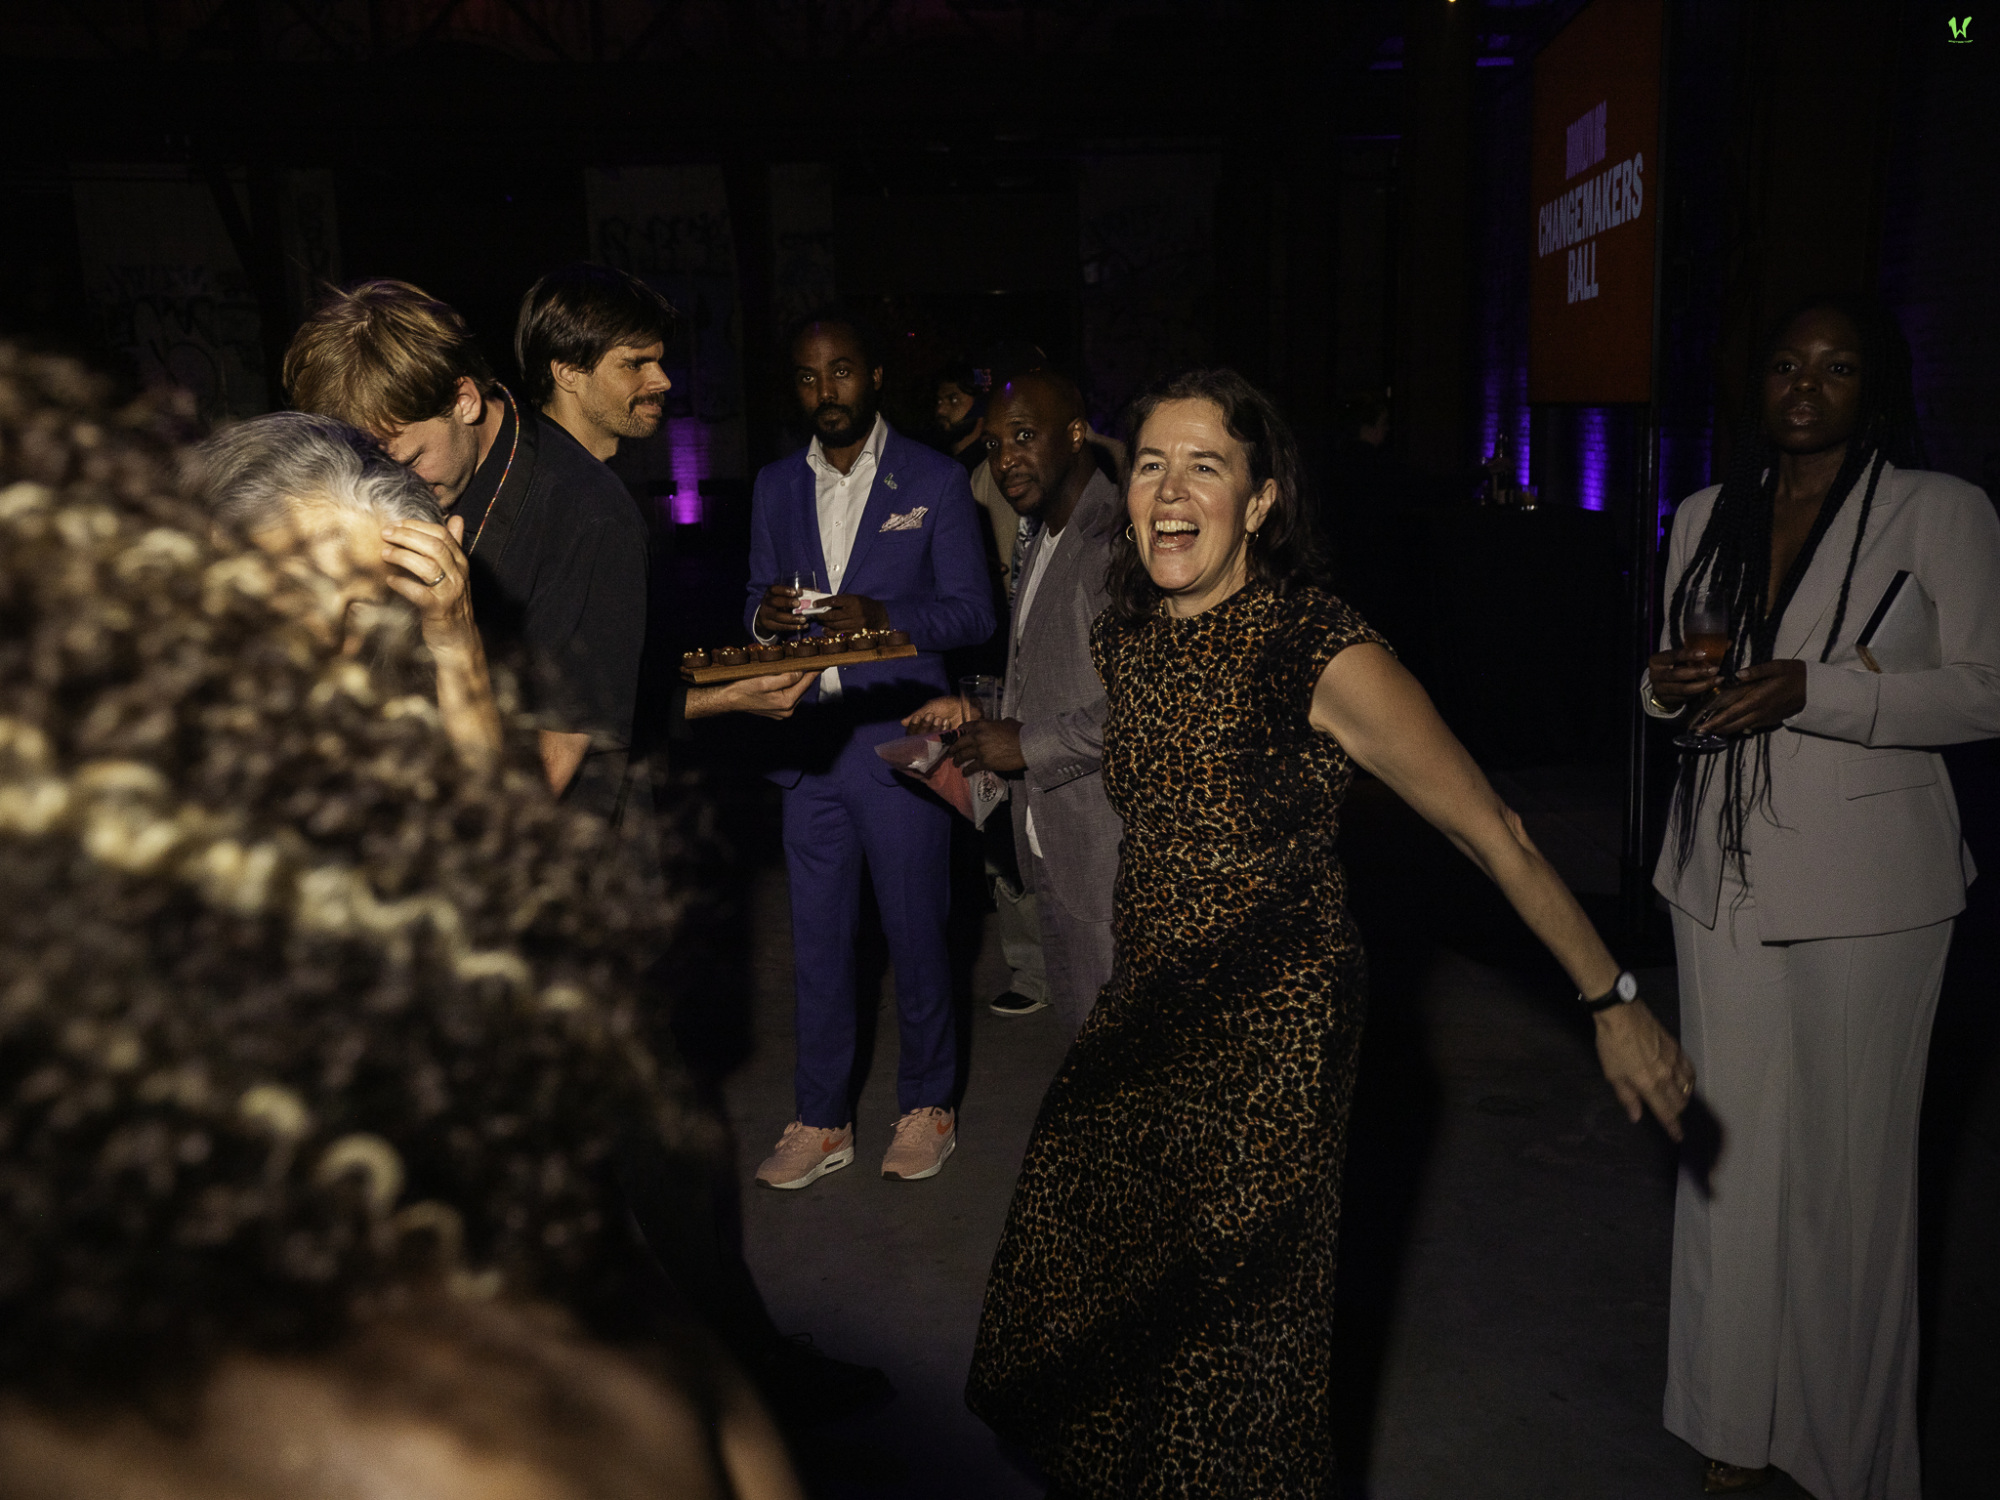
454, 390, 652, 824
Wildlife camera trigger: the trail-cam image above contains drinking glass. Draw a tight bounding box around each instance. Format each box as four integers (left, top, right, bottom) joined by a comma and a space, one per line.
786, 567, 827, 622
960, 674, 1004, 725
1673, 586, 1735, 754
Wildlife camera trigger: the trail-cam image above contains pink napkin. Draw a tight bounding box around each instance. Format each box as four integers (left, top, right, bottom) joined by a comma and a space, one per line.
875, 735, 1006, 826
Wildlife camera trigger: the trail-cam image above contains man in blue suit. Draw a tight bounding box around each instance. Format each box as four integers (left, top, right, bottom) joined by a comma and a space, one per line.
746, 314, 995, 1188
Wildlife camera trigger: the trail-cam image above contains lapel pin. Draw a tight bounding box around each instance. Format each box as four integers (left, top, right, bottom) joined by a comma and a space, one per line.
884, 473, 898, 490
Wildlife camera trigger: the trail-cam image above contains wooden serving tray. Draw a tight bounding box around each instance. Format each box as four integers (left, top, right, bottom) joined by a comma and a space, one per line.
680, 643, 916, 685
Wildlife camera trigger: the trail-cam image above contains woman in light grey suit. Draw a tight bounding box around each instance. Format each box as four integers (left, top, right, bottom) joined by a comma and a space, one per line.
1646, 296, 2000, 1499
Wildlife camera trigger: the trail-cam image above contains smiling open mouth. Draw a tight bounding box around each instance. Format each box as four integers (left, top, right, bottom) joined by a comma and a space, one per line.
1152, 518, 1199, 551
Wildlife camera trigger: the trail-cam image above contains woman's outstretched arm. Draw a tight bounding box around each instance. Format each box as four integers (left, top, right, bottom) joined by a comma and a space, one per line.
1310, 642, 1695, 1138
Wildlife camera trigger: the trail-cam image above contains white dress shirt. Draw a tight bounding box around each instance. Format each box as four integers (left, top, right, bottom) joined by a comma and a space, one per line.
802, 413, 888, 696
1011, 525, 1064, 858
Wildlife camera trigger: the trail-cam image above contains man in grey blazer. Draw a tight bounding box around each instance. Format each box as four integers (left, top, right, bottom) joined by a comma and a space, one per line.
908, 371, 1123, 1034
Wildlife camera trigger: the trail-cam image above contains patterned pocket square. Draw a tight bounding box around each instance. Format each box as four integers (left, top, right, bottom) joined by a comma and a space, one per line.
880, 506, 929, 533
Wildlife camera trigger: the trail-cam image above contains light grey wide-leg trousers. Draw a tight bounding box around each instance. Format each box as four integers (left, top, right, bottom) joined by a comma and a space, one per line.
992, 873, 1048, 1005
1666, 868, 1951, 1500
1027, 850, 1114, 1039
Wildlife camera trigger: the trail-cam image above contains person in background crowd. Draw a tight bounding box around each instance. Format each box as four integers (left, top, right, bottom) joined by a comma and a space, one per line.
905, 370, 1122, 1034
189, 412, 506, 769
964, 347, 1130, 607
746, 311, 994, 1188
934, 361, 988, 476
0, 343, 801, 1500
967, 367, 1692, 1497
965, 397, 1033, 601
931, 359, 1048, 1015
1644, 295, 2000, 1500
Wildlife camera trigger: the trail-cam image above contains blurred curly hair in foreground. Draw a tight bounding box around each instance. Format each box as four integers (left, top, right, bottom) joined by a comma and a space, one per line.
0, 345, 713, 1405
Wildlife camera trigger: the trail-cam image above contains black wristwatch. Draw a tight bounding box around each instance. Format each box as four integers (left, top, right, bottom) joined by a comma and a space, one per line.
1580, 970, 1640, 1013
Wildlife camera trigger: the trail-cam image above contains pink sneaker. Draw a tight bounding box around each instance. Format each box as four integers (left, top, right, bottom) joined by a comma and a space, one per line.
756, 1120, 854, 1190
881, 1107, 956, 1181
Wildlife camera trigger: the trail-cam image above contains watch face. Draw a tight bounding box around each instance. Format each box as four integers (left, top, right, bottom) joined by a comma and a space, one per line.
1615, 971, 1639, 1002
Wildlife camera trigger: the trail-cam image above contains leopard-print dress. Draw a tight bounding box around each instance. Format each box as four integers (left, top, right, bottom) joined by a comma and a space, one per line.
966, 582, 1384, 1499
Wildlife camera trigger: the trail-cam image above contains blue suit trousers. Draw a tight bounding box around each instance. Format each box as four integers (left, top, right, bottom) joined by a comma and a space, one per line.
781, 733, 955, 1127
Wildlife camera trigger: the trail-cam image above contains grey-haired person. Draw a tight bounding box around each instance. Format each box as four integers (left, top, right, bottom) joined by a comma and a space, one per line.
192, 410, 506, 768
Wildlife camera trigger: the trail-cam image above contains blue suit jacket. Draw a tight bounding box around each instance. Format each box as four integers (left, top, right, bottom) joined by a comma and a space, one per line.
745, 424, 995, 781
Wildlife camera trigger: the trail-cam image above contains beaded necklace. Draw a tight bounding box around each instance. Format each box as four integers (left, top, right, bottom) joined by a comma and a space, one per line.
466, 386, 522, 556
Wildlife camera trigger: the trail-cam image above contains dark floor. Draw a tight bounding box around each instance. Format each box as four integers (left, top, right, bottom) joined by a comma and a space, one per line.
664, 748, 1997, 1499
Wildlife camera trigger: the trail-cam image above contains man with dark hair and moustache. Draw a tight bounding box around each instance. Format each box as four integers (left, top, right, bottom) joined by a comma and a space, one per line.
746, 312, 995, 1189
513, 262, 814, 765
513, 266, 897, 1424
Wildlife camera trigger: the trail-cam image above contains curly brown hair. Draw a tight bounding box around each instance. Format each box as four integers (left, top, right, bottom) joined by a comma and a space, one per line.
0, 345, 710, 1404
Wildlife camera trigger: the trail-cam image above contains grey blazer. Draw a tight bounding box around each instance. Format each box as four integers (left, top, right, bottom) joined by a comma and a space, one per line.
1002, 471, 1124, 922
1648, 464, 2000, 940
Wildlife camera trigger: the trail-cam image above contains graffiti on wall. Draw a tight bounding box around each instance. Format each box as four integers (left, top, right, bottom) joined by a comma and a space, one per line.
72, 168, 270, 422
102, 262, 266, 419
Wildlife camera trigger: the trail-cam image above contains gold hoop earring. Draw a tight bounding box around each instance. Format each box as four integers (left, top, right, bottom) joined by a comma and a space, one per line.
1124, 523, 1135, 540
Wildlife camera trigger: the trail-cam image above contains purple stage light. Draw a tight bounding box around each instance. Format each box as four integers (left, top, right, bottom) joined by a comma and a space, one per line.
670, 417, 711, 488
1578, 407, 1609, 511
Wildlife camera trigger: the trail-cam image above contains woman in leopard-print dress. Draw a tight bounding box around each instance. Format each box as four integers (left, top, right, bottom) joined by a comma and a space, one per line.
966, 370, 1697, 1498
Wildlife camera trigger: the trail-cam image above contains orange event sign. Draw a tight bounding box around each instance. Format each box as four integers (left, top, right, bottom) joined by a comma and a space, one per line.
1528, 0, 1663, 404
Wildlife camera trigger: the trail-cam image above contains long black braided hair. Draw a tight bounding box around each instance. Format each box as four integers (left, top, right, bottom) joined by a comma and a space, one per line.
1667, 293, 1925, 875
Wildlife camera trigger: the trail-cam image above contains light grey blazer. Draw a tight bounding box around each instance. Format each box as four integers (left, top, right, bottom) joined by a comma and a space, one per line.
1002, 471, 1124, 922
1648, 463, 2000, 940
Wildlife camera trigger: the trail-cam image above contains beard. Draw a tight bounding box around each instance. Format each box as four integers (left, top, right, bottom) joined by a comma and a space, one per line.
813, 392, 878, 450
939, 409, 979, 445
595, 391, 665, 440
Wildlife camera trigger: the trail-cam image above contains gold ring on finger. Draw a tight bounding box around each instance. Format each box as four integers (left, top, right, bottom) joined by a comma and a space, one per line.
428, 572, 447, 587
